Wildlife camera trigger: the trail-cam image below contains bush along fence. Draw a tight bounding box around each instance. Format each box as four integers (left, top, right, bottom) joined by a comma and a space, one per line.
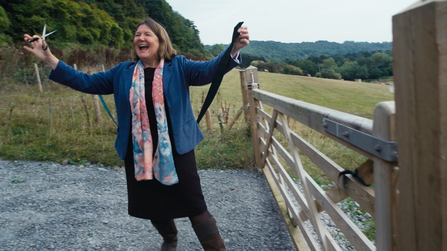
241, 1, 447, 249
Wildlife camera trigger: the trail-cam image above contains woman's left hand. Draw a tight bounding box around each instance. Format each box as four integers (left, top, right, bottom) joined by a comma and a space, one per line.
231, 26, 250, 58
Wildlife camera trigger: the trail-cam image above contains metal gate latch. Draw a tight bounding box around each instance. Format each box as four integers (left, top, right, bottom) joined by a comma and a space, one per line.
323, 118, 398, 162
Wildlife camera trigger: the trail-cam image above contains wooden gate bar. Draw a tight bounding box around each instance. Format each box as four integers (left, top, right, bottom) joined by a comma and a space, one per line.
262, 158, 314, 251
253, 89, 373, 135
278, 113, 341, 251
260, 110, 278, 165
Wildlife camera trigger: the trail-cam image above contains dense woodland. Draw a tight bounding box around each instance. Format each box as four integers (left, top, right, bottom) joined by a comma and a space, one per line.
0, 0, 208, 56
237, 40, 392, 62
208, 43, 393, 81
253, 50, 393, 81
0, 0, 393, 81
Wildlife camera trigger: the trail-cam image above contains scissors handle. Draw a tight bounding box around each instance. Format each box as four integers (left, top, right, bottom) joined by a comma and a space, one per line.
28, 37, 40, 43
27, 28, 57, 43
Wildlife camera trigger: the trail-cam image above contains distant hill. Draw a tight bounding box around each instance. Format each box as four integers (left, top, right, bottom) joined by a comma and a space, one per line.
207, 40, 392, 62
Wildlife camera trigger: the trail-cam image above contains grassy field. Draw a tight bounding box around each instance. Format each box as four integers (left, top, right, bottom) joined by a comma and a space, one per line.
0, 66, 393, 174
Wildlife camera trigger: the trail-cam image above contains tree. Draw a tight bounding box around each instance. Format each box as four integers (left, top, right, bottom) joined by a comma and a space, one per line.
322, 57, 338, 70
369, 67, 383, 79
282, 64, 303, 75
319, 58, 341, 79
339, 60, 369, 80
333, 54, 345, 67
321, 69, 341, 79
0, 6, 12, 44
239, 54, 266, 68
296, 59, 318, 76
371, 52, 393, 77
251, 60, 278, 73
2, 0, 124, 47
0, 6, 10, 31
208, 44, 225, 57
308, 55, 321, 64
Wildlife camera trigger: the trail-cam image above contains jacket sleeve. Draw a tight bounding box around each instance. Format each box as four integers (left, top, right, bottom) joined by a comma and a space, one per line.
181, 46, 241, 87
48, 60, 123, 95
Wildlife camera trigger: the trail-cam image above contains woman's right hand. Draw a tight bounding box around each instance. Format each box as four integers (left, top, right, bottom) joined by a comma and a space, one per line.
23, 34, 59, 70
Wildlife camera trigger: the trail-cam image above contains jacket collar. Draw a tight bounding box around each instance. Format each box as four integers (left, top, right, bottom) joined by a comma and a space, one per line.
122, 60, 174, 102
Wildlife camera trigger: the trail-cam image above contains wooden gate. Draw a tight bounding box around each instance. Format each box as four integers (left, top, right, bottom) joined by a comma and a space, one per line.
241, 66, 396, 250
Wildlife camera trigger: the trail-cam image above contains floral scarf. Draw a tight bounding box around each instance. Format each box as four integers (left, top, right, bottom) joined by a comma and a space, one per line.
129, 59, 178, 186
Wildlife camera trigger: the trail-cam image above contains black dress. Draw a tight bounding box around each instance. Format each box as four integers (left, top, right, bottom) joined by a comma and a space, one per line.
124, 67, 207, 221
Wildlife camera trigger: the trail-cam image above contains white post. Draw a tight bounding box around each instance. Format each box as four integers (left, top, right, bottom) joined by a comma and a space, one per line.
34, 64, 42, 92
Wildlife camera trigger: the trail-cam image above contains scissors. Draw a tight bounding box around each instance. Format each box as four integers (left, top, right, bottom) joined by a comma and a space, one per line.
27, 24, 57, 43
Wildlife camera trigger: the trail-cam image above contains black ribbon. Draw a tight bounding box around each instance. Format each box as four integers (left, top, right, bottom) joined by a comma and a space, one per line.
197, 21, 244, 123
338, 168, 371, 187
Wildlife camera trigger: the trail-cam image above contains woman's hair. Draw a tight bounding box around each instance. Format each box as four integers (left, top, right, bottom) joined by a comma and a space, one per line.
134, 18, 177, 61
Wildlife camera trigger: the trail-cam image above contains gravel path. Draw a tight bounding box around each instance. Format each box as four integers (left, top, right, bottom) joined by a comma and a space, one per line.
0, 159, 295, 251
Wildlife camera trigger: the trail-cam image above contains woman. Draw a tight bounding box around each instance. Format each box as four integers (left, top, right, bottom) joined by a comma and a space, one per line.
23, 18, 249, 251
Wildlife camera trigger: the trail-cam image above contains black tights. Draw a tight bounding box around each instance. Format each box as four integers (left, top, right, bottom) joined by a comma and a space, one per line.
150, 210, 211, 226
189, 210, 211, 226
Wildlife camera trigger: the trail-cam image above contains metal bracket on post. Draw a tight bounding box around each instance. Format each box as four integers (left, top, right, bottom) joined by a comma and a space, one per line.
247, 71, 260, 90
247, 82, 259, 90
323, 118, 398, 162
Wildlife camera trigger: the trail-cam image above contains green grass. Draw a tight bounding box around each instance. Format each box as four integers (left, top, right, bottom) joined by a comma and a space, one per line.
195, 127, 255, 169
0, 82, 121, 167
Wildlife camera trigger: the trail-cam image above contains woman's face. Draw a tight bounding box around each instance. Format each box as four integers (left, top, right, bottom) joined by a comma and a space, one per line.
134, 24, 160, 67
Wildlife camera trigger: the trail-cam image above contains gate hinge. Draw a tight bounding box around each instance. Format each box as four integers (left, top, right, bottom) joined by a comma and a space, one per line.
323, 118, 398, 162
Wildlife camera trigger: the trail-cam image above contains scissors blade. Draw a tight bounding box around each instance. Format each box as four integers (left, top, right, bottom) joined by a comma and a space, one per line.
42, 24, 47, 38
42, 29, 57, 39
27, 25, 56, 43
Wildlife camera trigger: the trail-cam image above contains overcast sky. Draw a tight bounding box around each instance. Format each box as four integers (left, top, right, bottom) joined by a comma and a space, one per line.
166, 0, 419, 45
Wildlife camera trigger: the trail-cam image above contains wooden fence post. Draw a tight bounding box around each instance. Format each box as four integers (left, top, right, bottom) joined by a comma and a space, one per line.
200, 91, 213, 131
74, 64, 92, 135
205, 109, 213, 131
244, 66, 262, 168
92, 95, 102, 124
393, 1, 447, 250
239, 70, 249, 123
372, 101, 396, 251
34, 63, 42, 92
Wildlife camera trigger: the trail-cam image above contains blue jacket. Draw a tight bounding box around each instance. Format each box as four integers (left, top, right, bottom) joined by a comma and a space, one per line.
49, 48, 240, 160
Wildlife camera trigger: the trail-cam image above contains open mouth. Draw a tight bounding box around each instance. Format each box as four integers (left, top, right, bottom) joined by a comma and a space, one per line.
139, 45, 149, 50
